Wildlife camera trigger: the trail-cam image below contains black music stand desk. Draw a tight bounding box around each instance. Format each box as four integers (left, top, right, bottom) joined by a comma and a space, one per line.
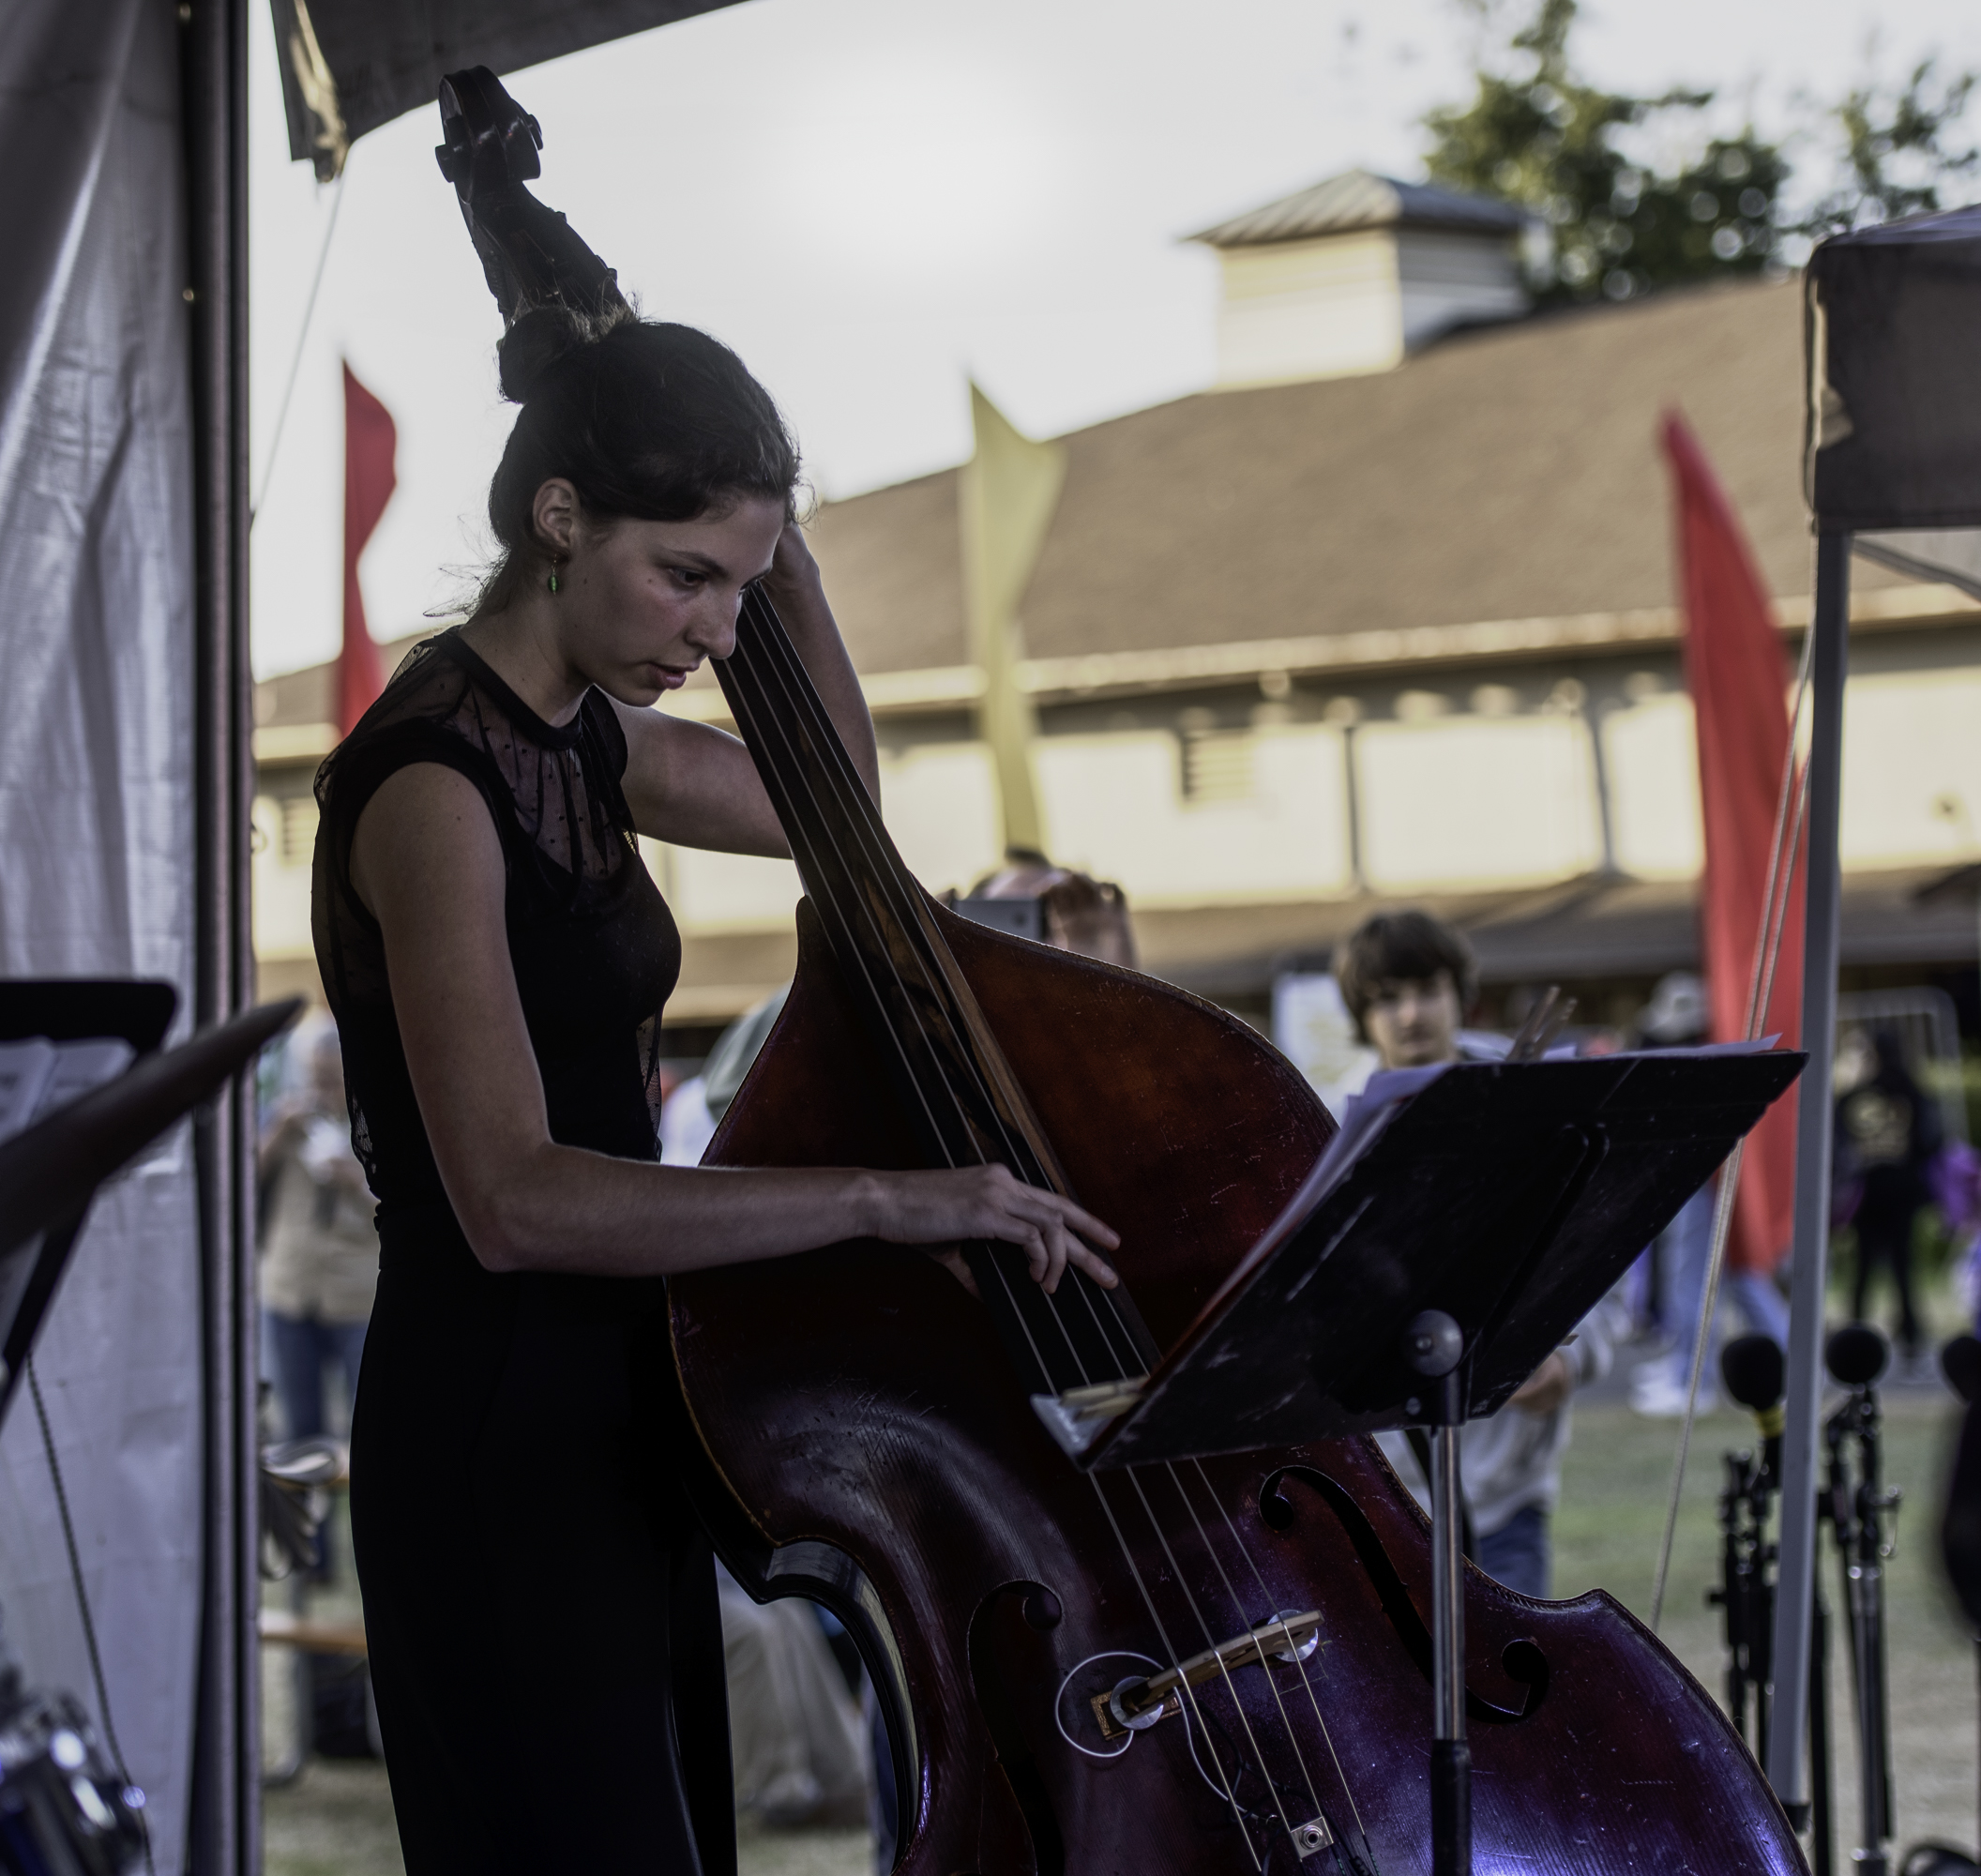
1036, 1046, 1805, 1876
0, 990, 299, 1431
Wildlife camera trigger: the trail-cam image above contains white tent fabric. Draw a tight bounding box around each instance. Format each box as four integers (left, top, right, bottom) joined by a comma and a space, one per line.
1854, 526, 1981, 602
0, 2, 204, 1866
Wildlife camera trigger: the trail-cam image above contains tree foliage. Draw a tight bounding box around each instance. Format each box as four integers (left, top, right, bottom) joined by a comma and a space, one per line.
1797, 59, 1980, 236
1424, 0, 1786, 305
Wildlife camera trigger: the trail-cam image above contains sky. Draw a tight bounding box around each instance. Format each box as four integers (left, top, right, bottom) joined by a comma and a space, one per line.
248, 0, 1981, 680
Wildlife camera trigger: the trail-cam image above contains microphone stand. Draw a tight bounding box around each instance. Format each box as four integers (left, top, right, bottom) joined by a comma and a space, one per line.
1809, 1581, 1837, 1876
1937, 1332, 1981, 1876
1710, 1440, 1776, 1762
1716, 1338, 1835, 1876
1823, 1353, 1899, 1876
1405, 1309, 1470, 1876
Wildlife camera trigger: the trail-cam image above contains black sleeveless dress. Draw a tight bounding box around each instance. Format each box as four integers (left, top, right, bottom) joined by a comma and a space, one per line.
312, 631, 734, 1875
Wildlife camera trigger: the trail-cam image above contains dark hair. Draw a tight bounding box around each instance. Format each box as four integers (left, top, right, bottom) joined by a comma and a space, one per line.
1868, 1027, 1918, 1092
476, 306, 802, 613
1335, 909, 1478, 1035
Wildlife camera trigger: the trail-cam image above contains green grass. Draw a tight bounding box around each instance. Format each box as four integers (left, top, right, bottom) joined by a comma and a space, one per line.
1557, 1393, 1980, 1864
266, 1384, 1981, 1874
263, 1767, 873, 1876
263, 1759, 404, 1876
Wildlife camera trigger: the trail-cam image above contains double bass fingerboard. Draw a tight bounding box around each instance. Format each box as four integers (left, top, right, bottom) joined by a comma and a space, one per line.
717, 589, 1160, 1398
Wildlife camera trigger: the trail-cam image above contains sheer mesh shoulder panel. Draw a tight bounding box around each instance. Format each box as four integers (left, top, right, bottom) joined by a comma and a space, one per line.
312, 631, 681, 1211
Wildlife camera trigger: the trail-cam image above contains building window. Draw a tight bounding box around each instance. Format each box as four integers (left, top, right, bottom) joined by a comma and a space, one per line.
280, 795, 319, 867
1179, 728, 1255, 803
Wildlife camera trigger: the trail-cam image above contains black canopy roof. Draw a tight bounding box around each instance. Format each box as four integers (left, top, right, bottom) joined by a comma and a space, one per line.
270, 0, 749, 179
1807, 204, 1981, 533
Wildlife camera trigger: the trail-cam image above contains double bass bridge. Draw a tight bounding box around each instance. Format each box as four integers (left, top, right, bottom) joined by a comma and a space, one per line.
1090, 1609, 1323, 1739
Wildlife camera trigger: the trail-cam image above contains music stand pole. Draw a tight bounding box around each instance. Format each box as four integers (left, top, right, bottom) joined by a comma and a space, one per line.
1407, 1309, 1471, 1876
1767, 525, 1851, 1818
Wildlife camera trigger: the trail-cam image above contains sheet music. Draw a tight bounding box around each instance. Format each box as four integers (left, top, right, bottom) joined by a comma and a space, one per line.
1078, 1034, 1802, 1466
0, 1036, 136, 1148
0, 1035, 138, 1380
35, 1038, 135, 1119
1289, 1037, 1783, 1259
0, 1039, 57, 1144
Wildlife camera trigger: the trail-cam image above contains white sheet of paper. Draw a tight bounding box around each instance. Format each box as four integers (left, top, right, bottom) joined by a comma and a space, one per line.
33, 1037, 136, 1120
0, 1038, 58, 1146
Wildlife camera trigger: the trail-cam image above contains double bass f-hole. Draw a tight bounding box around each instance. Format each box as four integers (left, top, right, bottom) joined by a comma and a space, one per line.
1263, 1466, 1550, 1723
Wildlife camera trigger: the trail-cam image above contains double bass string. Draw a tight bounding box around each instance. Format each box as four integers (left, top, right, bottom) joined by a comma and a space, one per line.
1176, 1459, 1371, 1846
726, 610, 1268, 1854
742, 599, 1351, 1857
758, 600, 1147, 1390
942, 909, 1364, 1827
1159, 1461, 1341, 1839
738, 592, 1353, 1855
1081, 1465, 1265, 1868
727, 607, 1276, 1844
737, 594, 1134, 1390
1113, 1460, 1306, 1831
730, 592, 1346, 1857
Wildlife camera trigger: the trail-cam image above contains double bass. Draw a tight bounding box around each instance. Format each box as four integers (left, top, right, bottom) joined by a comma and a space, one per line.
436, 70, 1806, 1875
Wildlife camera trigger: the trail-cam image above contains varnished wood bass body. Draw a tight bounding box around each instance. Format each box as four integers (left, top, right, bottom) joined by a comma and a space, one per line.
672, 904, 1805, 1876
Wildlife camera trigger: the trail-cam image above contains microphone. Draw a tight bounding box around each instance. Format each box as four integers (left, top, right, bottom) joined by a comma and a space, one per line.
1720, 1334, 1786, 1480
1825, 1323, 1890, 1390
1943, 1334, 1981, 1407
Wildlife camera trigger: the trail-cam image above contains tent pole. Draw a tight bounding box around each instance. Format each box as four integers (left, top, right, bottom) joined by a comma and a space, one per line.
184, 0, 258, 1868
1765, 526, 1852, 1822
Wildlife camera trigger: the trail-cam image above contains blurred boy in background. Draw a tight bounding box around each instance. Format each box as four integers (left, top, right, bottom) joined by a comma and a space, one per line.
1338, 909, 1623, 1599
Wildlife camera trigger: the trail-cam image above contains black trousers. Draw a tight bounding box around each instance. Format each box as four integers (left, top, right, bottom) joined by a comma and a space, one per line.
1852, 1188, 1923, 1357
351, 1213, 735, 1875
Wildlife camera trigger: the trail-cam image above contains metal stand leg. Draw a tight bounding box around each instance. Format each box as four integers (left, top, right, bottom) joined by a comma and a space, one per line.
1405, 1310, 1471, 1876
1430, 1400, 1471, 1876
1809, 1582, 1833, 1876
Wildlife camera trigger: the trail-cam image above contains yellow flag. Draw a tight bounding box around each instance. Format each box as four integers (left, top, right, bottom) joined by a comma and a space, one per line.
959, 385, 1065, 855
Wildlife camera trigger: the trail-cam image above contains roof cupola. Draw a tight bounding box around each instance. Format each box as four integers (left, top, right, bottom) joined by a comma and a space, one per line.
1190, 170, 1530, 387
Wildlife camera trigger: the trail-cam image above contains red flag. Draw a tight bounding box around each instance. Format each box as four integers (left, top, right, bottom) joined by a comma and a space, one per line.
339, 362, 397, 735
1661, 411, 1805, 1275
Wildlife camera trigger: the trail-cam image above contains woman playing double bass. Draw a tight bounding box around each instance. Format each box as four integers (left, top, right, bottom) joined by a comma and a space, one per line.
311, 305, 1119, 1872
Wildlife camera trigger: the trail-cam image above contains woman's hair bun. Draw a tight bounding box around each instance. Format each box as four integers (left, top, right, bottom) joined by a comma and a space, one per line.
497, 303, 627, 405
476, 312, 801, 616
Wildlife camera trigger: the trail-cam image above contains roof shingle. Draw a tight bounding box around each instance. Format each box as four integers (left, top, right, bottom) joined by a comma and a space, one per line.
1187, 169, 1529, 248
806, 278, 1904, 680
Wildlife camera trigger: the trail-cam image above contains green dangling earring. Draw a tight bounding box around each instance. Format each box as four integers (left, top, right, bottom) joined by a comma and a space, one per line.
547, 561, 561, 595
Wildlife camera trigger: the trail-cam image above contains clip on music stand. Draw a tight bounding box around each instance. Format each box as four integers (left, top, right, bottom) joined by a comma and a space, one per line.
0, 985, 301, 1432
1036, 1047, 1806, 1876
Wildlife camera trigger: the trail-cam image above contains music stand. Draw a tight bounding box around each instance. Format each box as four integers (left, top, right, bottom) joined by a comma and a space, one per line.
1036, 1047, 1804, 1876
0, 989, 300, 1430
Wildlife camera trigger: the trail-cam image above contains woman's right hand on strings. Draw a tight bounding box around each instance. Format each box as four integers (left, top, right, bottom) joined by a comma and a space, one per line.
863, 1164, 1120, 1295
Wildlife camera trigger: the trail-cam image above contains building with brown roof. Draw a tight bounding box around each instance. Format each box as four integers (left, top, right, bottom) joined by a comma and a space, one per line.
252, 185, 1981, 1048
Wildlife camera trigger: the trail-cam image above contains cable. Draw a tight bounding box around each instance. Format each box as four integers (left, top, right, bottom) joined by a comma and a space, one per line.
29, 1358, 155, 1876
1649, 619, 1818, 1630
250, 170, 347, 527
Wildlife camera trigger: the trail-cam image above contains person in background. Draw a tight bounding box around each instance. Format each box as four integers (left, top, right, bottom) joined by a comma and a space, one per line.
962, 848, 1137, 967
1836, 1026, 1943, 1370
1625, 974, 1791, 1416
259, 1018, 377, 1442
659, 984, 793, 1168
1338, 909, 1621, 1600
